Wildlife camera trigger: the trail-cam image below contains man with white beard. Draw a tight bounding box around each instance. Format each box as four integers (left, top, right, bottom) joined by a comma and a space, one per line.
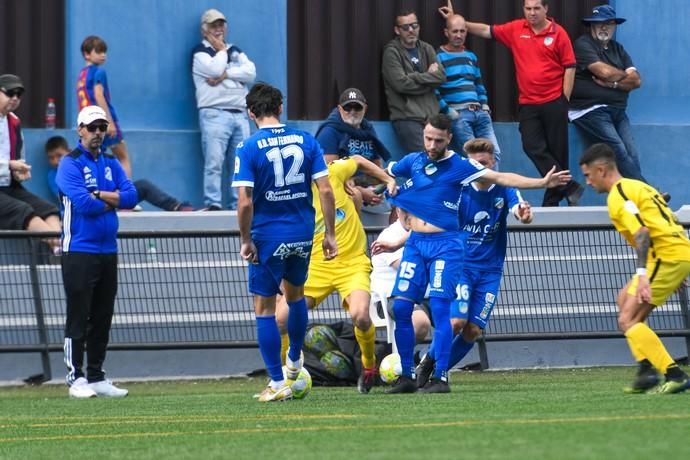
315, 88, 393, 212
569, 5, 659, 196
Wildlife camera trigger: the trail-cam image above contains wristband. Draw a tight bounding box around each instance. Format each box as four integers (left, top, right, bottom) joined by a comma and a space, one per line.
93, 190, 101, 200
636, 268, 647, 276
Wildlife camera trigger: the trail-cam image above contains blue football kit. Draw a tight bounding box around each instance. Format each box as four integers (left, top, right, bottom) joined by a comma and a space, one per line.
233, 123, 328, 386
451, 183, 523, 328
386, 151, 486, 382
232, 124, 328, 296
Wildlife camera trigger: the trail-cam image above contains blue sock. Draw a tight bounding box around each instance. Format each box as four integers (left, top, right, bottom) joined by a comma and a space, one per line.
393, 298, 415, 377
429, 297, 451, 380
448, 335, 475, 369
256, 315, 283, 382
286, 298, 308, 362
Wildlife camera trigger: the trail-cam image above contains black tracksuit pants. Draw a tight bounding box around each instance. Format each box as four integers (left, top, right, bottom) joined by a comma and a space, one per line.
518, 95, 579, 206
62, 252, 118, 384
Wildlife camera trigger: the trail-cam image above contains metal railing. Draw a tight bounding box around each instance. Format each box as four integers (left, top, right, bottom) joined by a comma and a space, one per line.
2, 223, 689, 380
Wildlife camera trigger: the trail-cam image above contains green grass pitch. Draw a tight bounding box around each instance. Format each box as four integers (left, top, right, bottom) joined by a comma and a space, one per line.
1, 367, 688, 460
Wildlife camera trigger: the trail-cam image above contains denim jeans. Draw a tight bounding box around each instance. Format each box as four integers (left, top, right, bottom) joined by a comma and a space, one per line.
572, 106, 645, 182
199, 108, 250, 209
451, 109, 502, 165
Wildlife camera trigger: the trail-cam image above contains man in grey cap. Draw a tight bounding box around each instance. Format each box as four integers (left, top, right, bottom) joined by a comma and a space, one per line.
192, 8, 256, 211
0, 74, 62, 240
315, 88, 392, 211
570, 5, 657, 193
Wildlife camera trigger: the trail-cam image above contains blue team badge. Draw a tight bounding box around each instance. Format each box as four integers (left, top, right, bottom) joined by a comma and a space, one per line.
424, 163, 438, 176
105, 167, 112, 182
494, 198, 505, 209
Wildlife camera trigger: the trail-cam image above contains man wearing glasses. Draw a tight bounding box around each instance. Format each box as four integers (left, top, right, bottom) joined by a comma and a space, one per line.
315, 88, 392, 210
569, 5, 660, 197
0, 74, 61, 238
56, 105, 138, 399
382, 10, 446, 157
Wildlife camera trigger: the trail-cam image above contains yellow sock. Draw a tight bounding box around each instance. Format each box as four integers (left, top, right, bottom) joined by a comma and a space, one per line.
280, 333, 289, 366
625, 335, 646, 362
355, 324, 376, 370
624, 323, 675, 373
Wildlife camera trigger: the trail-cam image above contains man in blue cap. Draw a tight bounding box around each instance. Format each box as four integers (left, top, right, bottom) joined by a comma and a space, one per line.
569, 5, 666, 199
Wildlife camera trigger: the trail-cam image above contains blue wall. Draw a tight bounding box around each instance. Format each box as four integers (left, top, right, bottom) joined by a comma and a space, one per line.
64, 0, 286, 129
18, 0, 690, 209
22, 122, 690, 209
615, 0, 690, 124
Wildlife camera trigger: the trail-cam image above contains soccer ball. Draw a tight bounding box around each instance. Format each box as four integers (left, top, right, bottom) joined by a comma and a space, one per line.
283, 366, 312, 399
304, 325, 339, 357
320, 350, 354, 379
379, 353, 402, 384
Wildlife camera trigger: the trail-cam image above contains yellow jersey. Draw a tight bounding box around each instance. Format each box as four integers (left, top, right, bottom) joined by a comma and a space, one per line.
608, 178, 690, 263
311, 158, 368, 263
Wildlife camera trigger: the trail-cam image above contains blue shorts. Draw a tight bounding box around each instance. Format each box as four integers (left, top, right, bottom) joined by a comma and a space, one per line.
103, 122, 124, 149
450, 268, 502, 329
248, 239, 313, 297
391, 231, 463, 302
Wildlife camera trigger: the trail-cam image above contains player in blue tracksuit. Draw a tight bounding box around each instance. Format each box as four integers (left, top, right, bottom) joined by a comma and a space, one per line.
415, 138, 534, 388
232, 83, 337, 402
373, 114, 570, 394
56, 106, 137, 399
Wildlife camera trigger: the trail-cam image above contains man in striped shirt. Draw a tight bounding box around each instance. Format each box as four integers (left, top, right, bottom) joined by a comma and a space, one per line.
436, 14, 501, 164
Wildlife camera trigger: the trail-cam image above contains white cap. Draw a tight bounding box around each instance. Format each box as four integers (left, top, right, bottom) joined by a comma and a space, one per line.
201, 8, 226, 24
77, 105, 108, 127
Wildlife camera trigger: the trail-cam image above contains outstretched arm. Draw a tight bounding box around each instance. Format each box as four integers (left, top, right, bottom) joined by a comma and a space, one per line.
479, 166, 572, 189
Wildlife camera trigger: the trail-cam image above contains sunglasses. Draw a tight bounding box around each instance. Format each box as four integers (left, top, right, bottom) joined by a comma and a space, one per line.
84, 123, 108, 133
397, 22, 419, 32
341, 103, 364, 112
1, 88, 24, 98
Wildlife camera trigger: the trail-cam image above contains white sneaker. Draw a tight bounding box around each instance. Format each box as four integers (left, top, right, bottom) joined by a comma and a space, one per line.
68, 377, 97, 399
88, 379, 129, 398
285, 351, 304, 380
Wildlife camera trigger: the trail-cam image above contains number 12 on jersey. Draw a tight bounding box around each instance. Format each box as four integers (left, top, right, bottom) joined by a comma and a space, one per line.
266, 145, 305, 187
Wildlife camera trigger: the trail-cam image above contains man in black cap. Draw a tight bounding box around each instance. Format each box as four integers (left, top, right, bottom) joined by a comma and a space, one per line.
570, 5, 657, 193
0, 74, 62, 240
315, 88, 392, 211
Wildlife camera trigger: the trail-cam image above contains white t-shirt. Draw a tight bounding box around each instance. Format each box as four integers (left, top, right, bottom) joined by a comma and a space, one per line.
0, 114, 11, 187
370, 220, 408, 299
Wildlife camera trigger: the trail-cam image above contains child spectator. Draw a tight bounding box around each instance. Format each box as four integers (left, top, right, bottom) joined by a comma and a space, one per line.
76, 35, 132, 178
45, 135, 193, 212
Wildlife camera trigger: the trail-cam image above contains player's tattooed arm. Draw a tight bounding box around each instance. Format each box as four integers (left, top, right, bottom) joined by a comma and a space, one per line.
633, 227, 650, 271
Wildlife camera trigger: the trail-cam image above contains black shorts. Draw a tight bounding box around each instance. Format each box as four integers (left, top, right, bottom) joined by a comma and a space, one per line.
0, 182, 60, 230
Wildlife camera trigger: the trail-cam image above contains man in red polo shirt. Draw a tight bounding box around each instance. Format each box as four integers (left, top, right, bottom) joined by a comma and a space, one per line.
462, 0, 583, 206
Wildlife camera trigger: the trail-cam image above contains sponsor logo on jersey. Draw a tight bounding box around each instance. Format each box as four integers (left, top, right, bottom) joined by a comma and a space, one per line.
272, 241, 312, 260
265, 189, 308, 202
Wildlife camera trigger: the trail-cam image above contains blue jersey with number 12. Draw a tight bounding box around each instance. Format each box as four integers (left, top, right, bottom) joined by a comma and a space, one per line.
232, 124, 328, 241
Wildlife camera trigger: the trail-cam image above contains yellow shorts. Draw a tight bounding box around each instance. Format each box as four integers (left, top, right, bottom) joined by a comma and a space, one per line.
627, 259, 690, 306
304, 253, 371, 309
